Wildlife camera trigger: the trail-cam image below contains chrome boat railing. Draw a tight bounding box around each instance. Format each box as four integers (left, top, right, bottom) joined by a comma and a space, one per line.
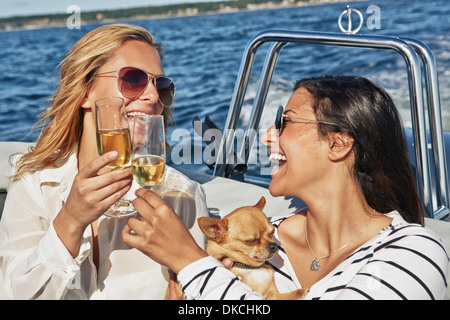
211, 30, 449, 220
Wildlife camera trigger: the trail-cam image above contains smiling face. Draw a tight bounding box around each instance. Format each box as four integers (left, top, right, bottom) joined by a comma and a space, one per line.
80, 40, 165, 164
262, 87, 333, 199
86, 40, 165, 120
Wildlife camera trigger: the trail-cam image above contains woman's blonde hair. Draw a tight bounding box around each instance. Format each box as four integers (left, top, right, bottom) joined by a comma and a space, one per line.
12, 23, 172, 181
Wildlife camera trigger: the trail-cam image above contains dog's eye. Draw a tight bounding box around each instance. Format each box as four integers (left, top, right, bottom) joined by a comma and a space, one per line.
244, 239, 259, 245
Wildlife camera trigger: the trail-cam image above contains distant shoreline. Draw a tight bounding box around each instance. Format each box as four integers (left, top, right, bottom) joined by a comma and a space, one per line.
0, 0, 362, 31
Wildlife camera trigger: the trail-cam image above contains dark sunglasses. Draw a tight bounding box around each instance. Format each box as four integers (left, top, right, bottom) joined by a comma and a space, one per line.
94, 66, 175, 107
275, 106, 338, 134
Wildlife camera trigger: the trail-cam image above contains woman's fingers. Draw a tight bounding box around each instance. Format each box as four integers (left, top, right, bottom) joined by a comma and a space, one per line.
63, 152, 133, 227
168, 270, 185, 300
78, 151, 119, 179
134, 188, 166, 209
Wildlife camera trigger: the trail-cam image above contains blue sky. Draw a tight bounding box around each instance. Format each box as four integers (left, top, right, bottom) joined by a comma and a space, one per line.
0, 0, 225, 18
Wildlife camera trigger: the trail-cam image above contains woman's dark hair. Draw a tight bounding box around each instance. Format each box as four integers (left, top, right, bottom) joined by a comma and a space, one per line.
295, 75, 424, 225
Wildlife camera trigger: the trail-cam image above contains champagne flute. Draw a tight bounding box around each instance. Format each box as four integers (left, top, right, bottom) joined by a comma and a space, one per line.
95, 97, 135, 217
131, 115, 166, 189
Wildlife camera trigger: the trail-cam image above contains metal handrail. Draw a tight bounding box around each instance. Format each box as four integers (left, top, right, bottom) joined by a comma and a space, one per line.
401, 38, 449, 220
212, 30, 449, 219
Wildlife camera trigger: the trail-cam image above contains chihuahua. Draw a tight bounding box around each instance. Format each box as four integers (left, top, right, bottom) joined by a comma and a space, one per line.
194, 196, 308, 300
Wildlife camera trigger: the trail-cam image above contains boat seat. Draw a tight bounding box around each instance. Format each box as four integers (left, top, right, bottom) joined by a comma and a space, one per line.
0, 142, 34, 218
179, 168, 306, 219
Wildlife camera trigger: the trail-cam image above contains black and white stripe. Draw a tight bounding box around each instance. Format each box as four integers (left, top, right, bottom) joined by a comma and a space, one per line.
177, 212, 449, 300
308, 223, 449, 300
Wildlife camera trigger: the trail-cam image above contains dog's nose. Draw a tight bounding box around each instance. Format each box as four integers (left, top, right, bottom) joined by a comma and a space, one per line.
267, 242, 278, 253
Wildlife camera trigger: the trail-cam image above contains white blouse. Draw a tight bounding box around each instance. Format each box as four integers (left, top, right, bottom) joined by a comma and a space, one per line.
0, 146, 208, 299
178, 212, 450, 300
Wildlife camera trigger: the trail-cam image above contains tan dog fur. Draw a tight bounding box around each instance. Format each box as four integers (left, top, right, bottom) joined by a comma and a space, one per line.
169, 196, 308, 300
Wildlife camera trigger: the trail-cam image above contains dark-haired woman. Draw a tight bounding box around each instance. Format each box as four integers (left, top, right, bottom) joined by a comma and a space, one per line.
124, 75, 449, 300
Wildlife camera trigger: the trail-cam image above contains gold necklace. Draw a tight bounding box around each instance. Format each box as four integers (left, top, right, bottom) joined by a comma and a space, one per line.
305, 211, 373, 271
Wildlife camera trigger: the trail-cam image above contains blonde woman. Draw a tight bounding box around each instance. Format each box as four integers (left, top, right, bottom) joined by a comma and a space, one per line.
0, 24, 208, 299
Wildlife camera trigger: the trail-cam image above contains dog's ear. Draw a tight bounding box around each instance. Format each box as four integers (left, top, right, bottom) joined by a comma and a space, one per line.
254, 196, 266, 210
197, 217, 228, 243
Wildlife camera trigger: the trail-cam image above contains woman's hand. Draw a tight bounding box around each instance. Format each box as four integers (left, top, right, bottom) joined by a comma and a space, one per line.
122, 188, 208, 274
54, 151, 132, 256
166, 259, 233, 300
167, 270, 185, 300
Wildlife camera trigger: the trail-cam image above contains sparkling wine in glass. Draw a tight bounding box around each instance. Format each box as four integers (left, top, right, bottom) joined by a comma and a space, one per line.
95, 97, 134, 217
131, 115, 166, 189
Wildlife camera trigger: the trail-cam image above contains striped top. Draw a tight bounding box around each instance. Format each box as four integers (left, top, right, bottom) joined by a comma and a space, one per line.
178, 211, 450, 300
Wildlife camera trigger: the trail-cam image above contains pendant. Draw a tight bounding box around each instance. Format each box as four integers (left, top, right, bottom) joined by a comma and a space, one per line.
310, 258, 321, 271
